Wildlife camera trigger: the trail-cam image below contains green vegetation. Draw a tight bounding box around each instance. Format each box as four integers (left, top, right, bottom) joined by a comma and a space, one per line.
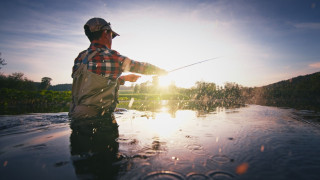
118, 93, 189, 101
1, 65, 319, 114
48, 84, 72, 91
0, 55, 72, 114
0, 88, 71, 115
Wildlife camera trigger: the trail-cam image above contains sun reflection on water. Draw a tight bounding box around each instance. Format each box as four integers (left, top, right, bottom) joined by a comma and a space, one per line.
139, 107, 197, 138
146, 112, 183, 137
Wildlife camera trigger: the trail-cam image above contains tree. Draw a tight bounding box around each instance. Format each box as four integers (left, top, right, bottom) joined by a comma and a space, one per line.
9, 72, 24, 81
168, 81, 177, 93
151, 76, 159, 93
194, 81, 217, 98
134, 84, 140, 93
139, 81, 151, 93
2, 72, 37, 90
0, 53, 6, 70
39, 77, 52, 90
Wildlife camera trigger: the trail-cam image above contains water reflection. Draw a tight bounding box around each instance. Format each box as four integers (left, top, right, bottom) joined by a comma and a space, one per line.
1, 105, 320, 179
113, 106, 320, 180
69, 114, 120, 179
117, 100, 245, 116
67, 103, 320, 180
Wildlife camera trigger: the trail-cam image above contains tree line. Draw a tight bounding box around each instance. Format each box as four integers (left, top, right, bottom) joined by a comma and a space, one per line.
0, 53, 70, 114
0, 53, 52, 91
1, 52, 319, 114
244, 72, 320, 111
0, 72, 52, 91
2, 71, 319, 114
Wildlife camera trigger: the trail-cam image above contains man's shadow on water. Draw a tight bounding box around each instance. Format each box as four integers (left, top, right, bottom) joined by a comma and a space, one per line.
69, 114, 120, 180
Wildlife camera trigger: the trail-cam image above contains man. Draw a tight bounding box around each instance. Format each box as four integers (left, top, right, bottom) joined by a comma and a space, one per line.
69, 17, 167, 119
70, 113, 120, 179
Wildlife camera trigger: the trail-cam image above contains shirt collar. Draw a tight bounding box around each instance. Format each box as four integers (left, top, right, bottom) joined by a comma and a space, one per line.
89, 43, 109, 51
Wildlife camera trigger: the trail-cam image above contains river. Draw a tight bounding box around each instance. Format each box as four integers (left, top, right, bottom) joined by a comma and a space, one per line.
0, 105, 320, 180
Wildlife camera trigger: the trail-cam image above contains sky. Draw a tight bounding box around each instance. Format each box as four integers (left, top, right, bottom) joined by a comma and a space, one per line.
0, 0, 319, 88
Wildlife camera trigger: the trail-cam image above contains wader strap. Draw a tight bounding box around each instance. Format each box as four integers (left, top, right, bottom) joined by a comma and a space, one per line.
83, 50, 97, 64
83, 50, 114, 85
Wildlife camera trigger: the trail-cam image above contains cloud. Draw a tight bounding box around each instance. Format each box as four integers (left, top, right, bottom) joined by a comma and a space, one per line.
309, 62, 320, 68
0, 0, 91, 37
1, 0, 320, 87
294, 23, 320, 30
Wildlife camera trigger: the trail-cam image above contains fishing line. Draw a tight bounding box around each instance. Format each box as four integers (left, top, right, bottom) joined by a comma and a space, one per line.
168, 57, 222, 73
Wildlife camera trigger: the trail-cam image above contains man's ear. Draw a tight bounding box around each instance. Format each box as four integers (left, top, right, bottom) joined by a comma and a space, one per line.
102, 31, 108, 39
104, 31, 112, 41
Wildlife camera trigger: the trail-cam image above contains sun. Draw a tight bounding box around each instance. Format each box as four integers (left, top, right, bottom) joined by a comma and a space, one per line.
158, 76, 174, 87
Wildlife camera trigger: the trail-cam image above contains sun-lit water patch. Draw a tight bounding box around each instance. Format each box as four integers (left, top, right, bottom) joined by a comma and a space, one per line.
144, 111, 185, 137
29, 130, 70, 145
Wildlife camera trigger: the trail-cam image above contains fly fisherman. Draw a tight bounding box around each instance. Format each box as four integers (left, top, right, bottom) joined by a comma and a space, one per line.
69, 17, 167, 119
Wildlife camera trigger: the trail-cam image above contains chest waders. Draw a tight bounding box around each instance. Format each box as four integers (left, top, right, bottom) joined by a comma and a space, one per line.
69, 50, 120, 119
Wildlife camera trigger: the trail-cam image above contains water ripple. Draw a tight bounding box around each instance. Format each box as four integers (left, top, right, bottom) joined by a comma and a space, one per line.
209, 155, 232, 164
141, 171, 185, 180
206, 171, 235, 180
186, 172, 210, 180
186, 144, 206, 155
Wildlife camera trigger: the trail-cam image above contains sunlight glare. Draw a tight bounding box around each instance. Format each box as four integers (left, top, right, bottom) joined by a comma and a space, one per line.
161, 107, 168, 112
145, 111, 184, 137
143, 110, 197, 137
159, 75, 174, 87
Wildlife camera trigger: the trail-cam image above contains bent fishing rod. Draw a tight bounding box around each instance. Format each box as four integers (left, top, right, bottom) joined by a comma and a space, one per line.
168, 57, 222, 73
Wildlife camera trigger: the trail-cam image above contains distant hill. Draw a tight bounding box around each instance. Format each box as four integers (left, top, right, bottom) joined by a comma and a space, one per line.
246, 71, 320, 111
265, 71, 320, 89
119, 85, 133, 91
49, 84, 72, 91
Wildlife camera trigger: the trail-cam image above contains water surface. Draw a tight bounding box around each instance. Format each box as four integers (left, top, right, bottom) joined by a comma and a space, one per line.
0, 105, 320, 180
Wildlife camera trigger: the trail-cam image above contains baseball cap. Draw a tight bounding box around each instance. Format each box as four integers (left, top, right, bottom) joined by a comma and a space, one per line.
84, 17, 119, 39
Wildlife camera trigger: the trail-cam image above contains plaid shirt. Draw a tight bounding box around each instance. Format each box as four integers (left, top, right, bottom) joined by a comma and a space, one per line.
73, 43, 161, 85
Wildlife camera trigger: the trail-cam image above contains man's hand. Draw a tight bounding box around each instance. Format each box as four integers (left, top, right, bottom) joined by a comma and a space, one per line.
158, 69, 168, 76
123, 74, 141, 82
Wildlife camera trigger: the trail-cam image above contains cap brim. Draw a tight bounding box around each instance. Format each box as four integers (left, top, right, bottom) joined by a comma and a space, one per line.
111, 30, 119, 39
101, 26, 119, 39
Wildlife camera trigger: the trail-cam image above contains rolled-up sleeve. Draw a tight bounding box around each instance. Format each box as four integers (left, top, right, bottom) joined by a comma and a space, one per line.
121, 57, 162, 75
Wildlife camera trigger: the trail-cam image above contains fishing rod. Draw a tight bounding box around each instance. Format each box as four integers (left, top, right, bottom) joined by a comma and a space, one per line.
168, 57, 222, 73
132, 57, 222, 83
